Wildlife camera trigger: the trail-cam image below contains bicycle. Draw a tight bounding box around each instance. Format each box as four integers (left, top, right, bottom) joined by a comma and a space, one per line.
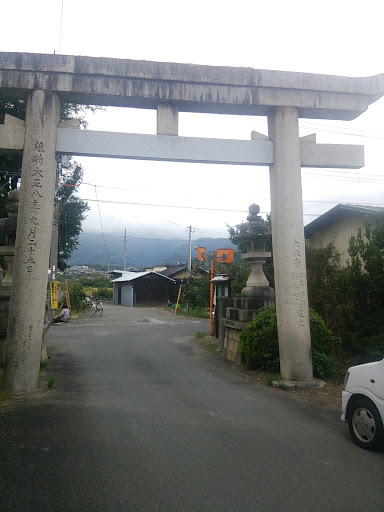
83, 295, 103, 316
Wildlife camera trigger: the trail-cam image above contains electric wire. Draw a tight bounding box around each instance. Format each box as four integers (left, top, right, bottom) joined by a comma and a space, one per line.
94, 185, 110, 260
58, 0, 64, 53
79, 196, 384, 216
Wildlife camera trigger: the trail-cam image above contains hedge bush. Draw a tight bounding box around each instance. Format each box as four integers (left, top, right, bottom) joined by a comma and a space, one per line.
96, 287, 113, 300
239, 307, 341, 378
66, 281, 86, 312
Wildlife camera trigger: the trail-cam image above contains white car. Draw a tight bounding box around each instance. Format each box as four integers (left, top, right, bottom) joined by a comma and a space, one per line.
341, 358, 384, 450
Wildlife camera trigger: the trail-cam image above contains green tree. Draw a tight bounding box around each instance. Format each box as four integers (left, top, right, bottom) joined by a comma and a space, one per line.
305, 214, 384, 360
306, 242, 344, 330
55, 162, 89, 269
183, 263, 210, 308
342, 213, 384, 358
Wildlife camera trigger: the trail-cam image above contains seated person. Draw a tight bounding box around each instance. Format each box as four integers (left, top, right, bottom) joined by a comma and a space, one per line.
53, 304, 71, 323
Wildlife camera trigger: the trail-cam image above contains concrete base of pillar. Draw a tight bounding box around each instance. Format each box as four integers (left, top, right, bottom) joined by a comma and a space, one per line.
272, 378, 325, 390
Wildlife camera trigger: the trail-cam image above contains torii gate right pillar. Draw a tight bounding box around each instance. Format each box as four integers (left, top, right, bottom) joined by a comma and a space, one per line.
268, 107, 313, 382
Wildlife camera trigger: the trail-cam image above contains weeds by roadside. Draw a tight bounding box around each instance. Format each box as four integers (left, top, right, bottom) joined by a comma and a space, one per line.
48, 376, 57, 389
195, 334, 222, 355
175, 307, 209, 319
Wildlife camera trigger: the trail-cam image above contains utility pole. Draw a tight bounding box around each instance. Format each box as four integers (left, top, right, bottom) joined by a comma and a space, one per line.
186, 226, 194, 313
187, 226, 194, 277
122, 229, 130, 271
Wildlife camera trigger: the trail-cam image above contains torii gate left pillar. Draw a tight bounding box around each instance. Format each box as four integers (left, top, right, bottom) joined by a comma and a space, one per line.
3, 90, 61, 392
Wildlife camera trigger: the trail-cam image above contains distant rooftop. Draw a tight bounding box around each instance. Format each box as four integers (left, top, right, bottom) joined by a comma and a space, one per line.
111, 271, 175, 283
305, 204, 384, 238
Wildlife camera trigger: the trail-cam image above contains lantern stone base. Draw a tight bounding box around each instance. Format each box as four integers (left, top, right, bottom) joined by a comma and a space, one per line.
223, 288, 275, 363
222, 321, 245, 364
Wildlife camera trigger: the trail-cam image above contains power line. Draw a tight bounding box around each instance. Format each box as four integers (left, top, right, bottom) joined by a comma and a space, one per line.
94, 185, 110, 260
299, 120, 384, 140
58, 0, 64, 53
80, 197, 249, 214
80, 195, 384, 213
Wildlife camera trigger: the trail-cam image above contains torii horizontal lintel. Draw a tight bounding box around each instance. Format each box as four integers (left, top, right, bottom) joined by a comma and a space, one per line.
0, 118, 364, 168
55, 128, 364, 168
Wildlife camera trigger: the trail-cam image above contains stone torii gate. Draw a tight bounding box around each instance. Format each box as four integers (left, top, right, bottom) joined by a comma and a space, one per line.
0, 52, 383, 392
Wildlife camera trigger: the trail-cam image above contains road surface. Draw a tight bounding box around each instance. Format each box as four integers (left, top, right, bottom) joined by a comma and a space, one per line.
1, 303, 383, 511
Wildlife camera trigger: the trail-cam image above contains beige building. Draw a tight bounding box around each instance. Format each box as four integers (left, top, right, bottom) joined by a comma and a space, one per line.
304, 204, 383, 267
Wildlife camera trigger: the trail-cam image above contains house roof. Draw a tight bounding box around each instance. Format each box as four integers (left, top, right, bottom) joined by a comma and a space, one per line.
159, 264, 188, 277
304, 204, 384, 238
210, 274, 233, 283
111, 271, 175, 283
159, 264, 210, 278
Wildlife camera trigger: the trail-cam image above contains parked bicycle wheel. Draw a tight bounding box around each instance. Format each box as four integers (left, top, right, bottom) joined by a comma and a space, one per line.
96, 302, 103, 316
84, 303, 96, 316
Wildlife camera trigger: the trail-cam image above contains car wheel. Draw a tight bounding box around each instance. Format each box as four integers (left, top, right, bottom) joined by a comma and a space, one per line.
348, 397, 384, 450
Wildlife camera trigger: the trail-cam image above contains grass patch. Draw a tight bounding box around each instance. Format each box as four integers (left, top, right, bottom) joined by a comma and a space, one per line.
265, 374, 288, 390
266, 374, 280, 386
47, 376, 57, 388
40, 360, 48, 371
196, 335, 222, 355
175, 307, 209, 319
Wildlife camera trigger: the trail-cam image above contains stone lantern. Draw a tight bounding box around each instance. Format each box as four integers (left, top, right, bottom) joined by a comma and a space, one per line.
223, 203, 274, 363
235, 203, 274, 302
0, 189, 19, 362
0, 189, 19, 293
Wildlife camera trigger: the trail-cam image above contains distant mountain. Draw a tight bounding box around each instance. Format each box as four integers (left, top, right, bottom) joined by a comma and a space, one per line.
68, 232, 235, 269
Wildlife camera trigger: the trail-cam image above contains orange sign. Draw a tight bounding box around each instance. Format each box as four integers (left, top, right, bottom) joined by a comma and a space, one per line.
195, 246, 207, 262
216, 249, 234, 263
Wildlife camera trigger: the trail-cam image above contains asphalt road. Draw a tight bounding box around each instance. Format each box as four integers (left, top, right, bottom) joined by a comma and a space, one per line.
1, 303, 383, 512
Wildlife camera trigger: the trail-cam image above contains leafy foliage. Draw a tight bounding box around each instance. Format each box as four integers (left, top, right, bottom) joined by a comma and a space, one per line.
306, 243, 345, 330
58, 194, 89, 269
65, 281, 86, 312
305, 214, 384, 361
95, 287, 113, 299
239, 307, 279, 372
342, 213, 384, 359
183, 265, 210, 308
239, 307, 340, 378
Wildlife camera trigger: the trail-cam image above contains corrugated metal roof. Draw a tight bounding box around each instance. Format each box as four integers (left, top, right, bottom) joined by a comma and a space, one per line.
305, 204, 384, 238
210, 275, 233, 283
111, 271, 175, 283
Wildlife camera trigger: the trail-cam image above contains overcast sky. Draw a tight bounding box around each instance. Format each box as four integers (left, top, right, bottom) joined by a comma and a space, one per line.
1, 0, 383, 243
